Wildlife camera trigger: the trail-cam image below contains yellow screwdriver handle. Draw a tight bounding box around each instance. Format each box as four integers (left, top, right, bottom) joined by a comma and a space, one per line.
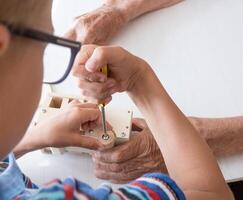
99, 65, 108, 106
99, 65, 108, 77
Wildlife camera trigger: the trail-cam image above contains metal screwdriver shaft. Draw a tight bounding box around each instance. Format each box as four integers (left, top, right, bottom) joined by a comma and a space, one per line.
99, 65, 109, 140
99, 104, 109, 140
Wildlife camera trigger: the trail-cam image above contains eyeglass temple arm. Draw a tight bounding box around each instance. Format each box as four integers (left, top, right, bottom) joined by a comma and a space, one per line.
3, 22, 81, 50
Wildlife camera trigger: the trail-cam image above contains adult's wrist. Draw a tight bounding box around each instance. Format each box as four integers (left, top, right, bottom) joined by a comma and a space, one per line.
104, 0, 184, 22
103, 0, 145, 22
127, 64, 166, 119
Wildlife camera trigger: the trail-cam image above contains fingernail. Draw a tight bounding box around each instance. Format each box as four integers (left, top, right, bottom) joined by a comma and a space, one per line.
86, 59, 96, 72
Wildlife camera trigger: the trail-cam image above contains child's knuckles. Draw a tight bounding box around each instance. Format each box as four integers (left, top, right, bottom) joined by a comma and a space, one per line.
68, 99, 80, 106
70, 107, 82, 116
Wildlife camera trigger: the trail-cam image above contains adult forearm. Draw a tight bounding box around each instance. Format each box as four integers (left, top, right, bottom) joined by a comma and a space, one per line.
104, 0, 183, 21
190, 116, 243, 157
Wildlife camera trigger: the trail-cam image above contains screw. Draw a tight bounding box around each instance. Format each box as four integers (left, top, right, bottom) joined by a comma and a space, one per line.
83, 99, 88, 103
126, 126, 129, 129
41, 109, 47, 113
34, 122, 37, 126
88, 129, 94, 134
128, 111, 131, 113
121, 132, 126, 137
102, 134, 110, 140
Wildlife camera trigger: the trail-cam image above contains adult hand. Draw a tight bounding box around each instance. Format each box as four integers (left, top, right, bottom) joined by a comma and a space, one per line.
92, 118, 167, 183
65, 5, 126, 44
73, 45, 150, 103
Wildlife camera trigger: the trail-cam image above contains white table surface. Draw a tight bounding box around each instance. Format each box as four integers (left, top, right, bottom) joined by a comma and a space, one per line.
17, 0, 243, 186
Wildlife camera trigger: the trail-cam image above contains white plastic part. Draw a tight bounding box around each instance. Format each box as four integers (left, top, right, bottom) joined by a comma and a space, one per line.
35, 93, 132, 155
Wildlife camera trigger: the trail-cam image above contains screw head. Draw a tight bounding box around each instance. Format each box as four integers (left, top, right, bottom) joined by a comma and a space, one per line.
121, 132, 126, 137
41, 109, 47, 113
88, 129, 94, 134
102, 134, 110, 140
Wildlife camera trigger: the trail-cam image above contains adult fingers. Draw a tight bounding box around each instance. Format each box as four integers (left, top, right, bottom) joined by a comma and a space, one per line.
68, 107, 100, 129
73, 45, 108, 82
93, 135, 141, 163
94, 168, 149, 183
73, 64, 107, 83
84, 46, 128, 72
77, 78, 117, 99
132, 118, 148, 131
64, 27, 77, 41
93, 155, 150, 173
68, 134, 105, 150
68, 101, 97, 108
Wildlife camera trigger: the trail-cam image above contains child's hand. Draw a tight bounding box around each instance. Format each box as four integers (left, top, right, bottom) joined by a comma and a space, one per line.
73, 45, 151, 103
39, 101, 112, 149
14, 102, 111, 157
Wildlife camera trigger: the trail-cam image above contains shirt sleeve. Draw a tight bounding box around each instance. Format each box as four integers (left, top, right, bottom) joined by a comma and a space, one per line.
21, 173, 39, 189
15, 173, 185, 200
0, 154, 38, 189
111, 173, 186, 200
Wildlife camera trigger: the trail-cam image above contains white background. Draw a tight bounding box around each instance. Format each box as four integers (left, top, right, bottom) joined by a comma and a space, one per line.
18, 0, 243, 186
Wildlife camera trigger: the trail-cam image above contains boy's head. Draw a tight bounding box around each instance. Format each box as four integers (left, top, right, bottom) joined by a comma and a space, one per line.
0, 0, 53, 159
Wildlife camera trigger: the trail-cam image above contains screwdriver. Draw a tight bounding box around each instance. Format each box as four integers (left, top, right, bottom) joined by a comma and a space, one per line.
99, 65, 109, 140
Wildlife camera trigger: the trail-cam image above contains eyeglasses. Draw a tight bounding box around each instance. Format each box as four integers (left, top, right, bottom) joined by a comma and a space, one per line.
2, 22, 81, 84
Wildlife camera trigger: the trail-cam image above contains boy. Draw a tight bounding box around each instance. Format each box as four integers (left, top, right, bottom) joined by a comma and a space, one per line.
0, 0, 233, 199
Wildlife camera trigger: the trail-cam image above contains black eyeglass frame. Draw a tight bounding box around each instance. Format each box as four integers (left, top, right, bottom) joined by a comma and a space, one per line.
1, 22, 82, 84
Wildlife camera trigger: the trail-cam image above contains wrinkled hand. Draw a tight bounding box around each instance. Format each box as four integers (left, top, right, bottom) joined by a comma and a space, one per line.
65, 5, 126, 44
73, 45, 149, 103
34, 101, 111, 150
92, 118, 167, 183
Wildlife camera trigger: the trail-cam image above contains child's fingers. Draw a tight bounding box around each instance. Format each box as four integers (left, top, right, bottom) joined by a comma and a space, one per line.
70, 134, 105, 150
68, 101, 98, 109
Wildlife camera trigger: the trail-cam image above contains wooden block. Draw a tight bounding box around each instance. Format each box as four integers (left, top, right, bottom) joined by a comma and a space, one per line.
34, 93, 132, 155
105, 106, 132, 144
